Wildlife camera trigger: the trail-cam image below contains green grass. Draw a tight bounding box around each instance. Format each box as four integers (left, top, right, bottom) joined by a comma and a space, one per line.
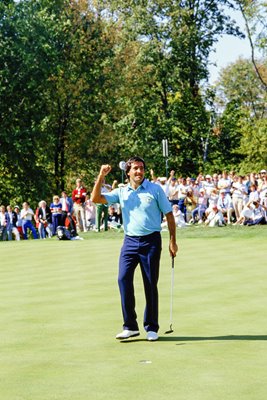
0, 226, 267, 399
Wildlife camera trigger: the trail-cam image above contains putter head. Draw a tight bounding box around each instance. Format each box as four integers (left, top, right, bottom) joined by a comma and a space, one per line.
164, 324, 174, 334
164, 329, 174, 334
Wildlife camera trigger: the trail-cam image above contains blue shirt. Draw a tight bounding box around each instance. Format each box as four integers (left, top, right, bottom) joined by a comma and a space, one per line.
103, 179, 172, 236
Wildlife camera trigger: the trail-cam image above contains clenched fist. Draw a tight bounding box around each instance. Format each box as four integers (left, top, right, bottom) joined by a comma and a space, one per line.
100, 164, 112, 177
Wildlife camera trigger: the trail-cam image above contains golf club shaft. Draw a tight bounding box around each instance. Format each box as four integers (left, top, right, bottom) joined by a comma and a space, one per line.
169, 256, 174, 327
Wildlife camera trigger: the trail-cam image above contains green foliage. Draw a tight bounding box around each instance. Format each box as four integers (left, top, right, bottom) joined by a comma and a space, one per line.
213, 57, 267, 173
1, 0, 265, 206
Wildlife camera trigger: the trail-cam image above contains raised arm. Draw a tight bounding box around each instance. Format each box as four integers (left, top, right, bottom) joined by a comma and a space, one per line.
91, 164, 112, 204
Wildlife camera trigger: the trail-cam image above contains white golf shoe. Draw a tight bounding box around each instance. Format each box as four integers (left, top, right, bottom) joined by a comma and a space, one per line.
146, 331, 159, 341
116, 330, 140, 340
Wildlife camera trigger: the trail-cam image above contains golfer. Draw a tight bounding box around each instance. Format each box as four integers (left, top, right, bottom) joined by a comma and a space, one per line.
91, 157, 178, 341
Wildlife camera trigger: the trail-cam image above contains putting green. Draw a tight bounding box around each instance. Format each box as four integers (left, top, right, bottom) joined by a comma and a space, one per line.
0, 227, 266, 399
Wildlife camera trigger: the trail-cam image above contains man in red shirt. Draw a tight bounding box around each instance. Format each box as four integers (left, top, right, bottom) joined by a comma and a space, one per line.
72, 178, 87, 232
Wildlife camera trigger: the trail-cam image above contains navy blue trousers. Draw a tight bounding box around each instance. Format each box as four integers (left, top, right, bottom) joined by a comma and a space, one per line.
118, 232, 162, 332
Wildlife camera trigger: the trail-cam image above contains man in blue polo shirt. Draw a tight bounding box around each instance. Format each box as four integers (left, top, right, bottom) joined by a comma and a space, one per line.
91, 157, 178, 341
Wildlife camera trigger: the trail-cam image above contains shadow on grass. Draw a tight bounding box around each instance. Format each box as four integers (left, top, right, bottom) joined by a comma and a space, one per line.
159, 335, 267, 342
118, 335, 267, 344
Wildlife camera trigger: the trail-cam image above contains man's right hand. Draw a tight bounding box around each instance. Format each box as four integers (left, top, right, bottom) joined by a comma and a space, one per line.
100, 164, 112, 177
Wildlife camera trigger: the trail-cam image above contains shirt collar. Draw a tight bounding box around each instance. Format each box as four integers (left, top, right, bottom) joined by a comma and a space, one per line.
127, 178, 148, 191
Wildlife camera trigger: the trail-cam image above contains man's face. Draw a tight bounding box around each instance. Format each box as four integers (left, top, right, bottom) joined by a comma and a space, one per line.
128, 161, 145, 184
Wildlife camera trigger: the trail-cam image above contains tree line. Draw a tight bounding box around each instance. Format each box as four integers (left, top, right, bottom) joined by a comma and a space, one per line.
0, 0, 266, 205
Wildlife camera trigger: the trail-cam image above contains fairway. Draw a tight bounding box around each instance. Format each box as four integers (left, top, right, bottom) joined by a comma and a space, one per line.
0, 227, 267, 400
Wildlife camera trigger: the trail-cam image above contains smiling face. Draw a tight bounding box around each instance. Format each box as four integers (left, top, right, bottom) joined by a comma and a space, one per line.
127, 161, 145, 188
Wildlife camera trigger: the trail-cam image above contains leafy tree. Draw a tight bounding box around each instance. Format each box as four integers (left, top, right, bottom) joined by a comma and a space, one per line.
0, 0, 120, 204
237, 0, 267, 89
213, 57, 267, 172
95, 0, 245, 176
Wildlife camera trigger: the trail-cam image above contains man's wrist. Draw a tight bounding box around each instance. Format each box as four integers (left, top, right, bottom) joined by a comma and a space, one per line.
98, 174, 105, 181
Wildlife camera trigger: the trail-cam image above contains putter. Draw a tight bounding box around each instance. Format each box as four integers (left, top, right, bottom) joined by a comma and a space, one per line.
165, 256, 175, 334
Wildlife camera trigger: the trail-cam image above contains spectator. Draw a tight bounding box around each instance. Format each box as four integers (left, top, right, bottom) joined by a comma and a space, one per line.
258, 174, 267, 203
248, 172, 258, 188
20, 202, 38, 240
167, 171, 179, 206
107, 205, 122, 230
191, 179, 200, 198
202, 174, 215, 197
84, 194, 96, 229
218, 171, 232, 194
37, 200, 52, 239
6, 205, 20, 240
243, 201, 266, 226
158, 176, 169, 198
95, 180, 111, 232
217, 189, 234, 224
212, 173, 219, 189
205, 188, 219, 216
60, 191, 76, 234
50, 195, 62, 236
248, 184, 259, 203
14, 206, 23, 238
177, 177, 187, 216
191, 188, 208, 224
184, 189, 197, 222
231, 175, 248, 221
161, 204, 186, 229
172, 204, 186, 227
72, 178, 87, 232
204, 205, 225, 227
257, 169, 267, 186
0, 205, 7, 241
260, 192, 267, 223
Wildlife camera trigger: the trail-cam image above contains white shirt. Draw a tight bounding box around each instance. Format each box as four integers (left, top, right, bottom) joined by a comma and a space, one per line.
0, 212, 6, 225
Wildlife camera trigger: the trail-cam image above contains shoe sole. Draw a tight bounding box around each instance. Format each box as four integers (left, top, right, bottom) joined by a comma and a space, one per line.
116, 332, 140, 340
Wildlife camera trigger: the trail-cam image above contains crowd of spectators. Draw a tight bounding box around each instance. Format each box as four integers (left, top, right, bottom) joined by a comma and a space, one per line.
151, 169, 267, 227
1, 168, 267, 241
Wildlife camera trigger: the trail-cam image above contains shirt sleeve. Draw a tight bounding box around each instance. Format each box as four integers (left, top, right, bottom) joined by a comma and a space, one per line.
156, 185, 172, 214
103, 188, 120, 205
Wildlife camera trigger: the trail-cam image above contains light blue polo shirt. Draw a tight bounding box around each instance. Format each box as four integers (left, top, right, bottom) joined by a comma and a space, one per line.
103, 179, 172, 236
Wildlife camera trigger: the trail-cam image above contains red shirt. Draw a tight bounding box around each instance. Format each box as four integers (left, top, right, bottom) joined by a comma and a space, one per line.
72, 187, 87, 205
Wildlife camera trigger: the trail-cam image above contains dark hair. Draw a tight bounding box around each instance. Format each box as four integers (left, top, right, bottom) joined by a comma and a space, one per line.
125, 157, 146, 176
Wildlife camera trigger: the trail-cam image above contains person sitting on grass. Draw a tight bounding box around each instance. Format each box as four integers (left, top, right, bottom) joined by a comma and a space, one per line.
204, 205, 225, 227
107, 205, 122, 230
161, 204, 186, 229
243, 201, 266, 226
